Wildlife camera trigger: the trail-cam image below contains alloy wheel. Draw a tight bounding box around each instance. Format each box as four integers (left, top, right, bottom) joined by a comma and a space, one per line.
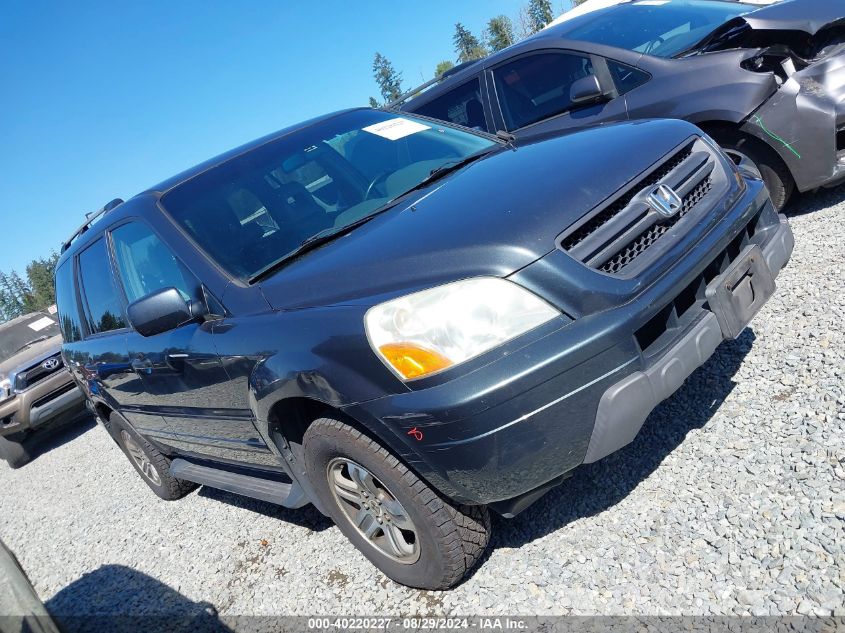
327, 457, 420, 564
120, 430, 161, 486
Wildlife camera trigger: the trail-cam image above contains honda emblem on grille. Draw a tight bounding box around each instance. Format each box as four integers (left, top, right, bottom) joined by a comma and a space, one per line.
647, 184, 683, 218
42, 357, 60, 371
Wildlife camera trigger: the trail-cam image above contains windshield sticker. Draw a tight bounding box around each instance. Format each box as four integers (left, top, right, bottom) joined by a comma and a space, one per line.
27, 316, 55, 332
363, 118, 430, 141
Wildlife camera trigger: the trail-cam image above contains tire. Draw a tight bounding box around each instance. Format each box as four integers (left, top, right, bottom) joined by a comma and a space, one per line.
716, 133, 795, 211
303, 415, 491, 589
0, 433, 31, 469
110, 413, 197, 501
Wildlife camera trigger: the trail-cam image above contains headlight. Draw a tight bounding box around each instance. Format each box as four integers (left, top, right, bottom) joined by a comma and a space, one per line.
365, 277, 560, 381
0, 378, 11, 402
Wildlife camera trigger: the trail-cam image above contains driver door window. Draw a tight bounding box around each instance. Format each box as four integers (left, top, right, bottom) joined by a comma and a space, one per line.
110, 222, 198, 304
492, 52, 594, 130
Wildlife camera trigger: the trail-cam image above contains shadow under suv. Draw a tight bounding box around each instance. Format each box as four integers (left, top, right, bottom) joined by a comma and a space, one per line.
55, 108, 793, 589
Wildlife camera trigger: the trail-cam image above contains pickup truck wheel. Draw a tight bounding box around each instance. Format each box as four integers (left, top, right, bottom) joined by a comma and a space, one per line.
717, 134, 794, 211
0, 433, 31, 469
110, 413, 197, 501
303, 416, 490, 589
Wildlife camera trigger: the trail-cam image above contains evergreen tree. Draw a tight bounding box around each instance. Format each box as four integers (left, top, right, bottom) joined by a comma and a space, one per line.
0, 250, 61, 323
0, 271, 29, 321
372, 52, 403, 103
453, 23, 487, 63
25, 251, 59, 311
435, 60, 455, 78
486, 15, 515, 52
524, 0, 554, 35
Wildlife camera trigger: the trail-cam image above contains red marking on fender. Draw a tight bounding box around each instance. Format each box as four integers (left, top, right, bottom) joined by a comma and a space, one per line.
407, 427, 424, 441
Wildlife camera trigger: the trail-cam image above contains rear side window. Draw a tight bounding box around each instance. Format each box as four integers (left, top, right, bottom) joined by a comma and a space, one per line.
492, 52, 594, 130
111, 222, 198, 304
412, 79, 490, 131
78, 238, 126, 334
607, 60, 650, 94
54, 261, 83, 343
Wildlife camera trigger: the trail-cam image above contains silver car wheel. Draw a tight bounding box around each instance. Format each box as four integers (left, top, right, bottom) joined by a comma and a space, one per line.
120, 430, 161, 486
327, 457, 420, 564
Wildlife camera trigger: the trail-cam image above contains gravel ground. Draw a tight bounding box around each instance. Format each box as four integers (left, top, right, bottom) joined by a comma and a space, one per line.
1, 186, 843, 626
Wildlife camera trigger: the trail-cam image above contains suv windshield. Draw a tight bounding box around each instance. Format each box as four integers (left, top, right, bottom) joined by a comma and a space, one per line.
560, 0, 751, 58
0, 313, 60, 364
161, 110, 497, 279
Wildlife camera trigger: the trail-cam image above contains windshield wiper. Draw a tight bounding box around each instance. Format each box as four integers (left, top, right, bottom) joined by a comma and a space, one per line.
385, 151, 494, 203
11, 336, 50, 355
248, 213, 384, 283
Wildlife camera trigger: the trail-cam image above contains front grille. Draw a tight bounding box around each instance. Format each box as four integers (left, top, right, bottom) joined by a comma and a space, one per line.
557, 136, 731, 277
15, 354, 64, 391
600, 177, 713, 274
635, 207, 764, 357
561, 145, 694, 251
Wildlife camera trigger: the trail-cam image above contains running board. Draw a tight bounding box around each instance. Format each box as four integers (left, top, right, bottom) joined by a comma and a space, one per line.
170, 458, 309, 508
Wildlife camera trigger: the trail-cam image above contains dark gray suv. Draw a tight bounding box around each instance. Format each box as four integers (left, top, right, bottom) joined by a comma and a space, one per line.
56, 108, 792, 589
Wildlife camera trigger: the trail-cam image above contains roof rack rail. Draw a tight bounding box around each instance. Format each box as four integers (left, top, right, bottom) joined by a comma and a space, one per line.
60, 198, 124, 253
385, 59, 480, 109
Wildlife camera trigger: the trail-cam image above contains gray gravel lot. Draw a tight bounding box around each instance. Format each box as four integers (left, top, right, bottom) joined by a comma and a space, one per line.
1, 186, 843, 625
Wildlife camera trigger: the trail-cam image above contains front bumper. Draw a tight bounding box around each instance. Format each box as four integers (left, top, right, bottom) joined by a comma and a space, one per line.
741, 52, 845, 192
0, 371, 85, 437
348, 180, 793, 510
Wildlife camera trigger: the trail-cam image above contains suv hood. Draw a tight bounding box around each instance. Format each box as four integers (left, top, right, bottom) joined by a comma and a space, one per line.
259, 119, 700, 310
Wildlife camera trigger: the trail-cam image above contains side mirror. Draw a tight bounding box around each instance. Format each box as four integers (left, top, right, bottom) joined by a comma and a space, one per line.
127, 287, 194, 337
570, 75, 606, 105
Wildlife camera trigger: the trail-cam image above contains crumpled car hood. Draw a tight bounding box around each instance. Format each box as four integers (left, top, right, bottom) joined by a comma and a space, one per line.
743, 0, 844, 36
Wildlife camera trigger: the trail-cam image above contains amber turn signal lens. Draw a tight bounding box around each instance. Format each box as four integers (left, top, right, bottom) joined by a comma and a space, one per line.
378, 343, 453, 380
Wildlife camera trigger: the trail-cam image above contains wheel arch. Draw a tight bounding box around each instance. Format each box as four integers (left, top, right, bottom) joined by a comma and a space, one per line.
697, 121, 794, 178
86, 397, 120, 443
92, 400, 114, 422
262, 393, 473, 508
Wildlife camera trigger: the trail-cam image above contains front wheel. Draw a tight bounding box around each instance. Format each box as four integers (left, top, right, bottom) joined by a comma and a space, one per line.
717, 134, 794, 211
304, 415, 490, 589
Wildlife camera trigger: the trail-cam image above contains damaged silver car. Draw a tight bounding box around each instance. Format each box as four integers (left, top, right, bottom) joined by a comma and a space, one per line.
398, 0, 844, 210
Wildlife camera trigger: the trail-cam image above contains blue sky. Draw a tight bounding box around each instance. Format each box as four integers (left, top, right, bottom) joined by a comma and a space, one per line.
0, 0, 576, 275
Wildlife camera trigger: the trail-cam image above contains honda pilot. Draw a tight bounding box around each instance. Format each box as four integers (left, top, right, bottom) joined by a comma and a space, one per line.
55, 109, 793, 589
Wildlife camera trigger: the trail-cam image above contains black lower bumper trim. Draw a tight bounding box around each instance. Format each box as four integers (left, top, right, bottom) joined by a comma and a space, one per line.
582, 216, 793, 464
